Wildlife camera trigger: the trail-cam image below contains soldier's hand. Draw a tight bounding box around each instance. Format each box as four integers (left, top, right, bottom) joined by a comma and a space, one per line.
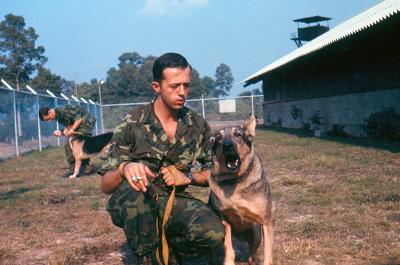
53, 130, 62, 137
160, 166, 191, 186
63, 128, 72, 137
123, 162, 155, 192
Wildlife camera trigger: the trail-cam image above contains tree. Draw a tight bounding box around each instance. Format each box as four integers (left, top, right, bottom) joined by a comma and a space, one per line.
201, 76, 215, 98
31, 66, 63, 94
188, 69, 209, 99
0, 14, 47, 90
213, 63, 233, 97
238, 88, 263, 96
118, 52, 144, 67
78, 52, 235, 105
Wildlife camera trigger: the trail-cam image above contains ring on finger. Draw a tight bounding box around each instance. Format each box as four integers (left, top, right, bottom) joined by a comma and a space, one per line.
131, 176, 138, 182
136, 176, 143, 181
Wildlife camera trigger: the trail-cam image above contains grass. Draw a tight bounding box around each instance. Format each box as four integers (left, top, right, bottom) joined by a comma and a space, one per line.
0, 130, 399, 264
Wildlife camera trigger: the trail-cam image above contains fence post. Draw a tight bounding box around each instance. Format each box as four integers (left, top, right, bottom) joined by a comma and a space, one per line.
201, 94, 205, 119
36, 94, 42, 151
13, 90, 20, 157
100, 103, 104, 133
251, 93, 254, 116
55, 98, 60, 146
94, 103, 98, 135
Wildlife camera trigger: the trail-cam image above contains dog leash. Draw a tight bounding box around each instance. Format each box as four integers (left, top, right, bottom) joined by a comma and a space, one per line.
155, 164, 188, 265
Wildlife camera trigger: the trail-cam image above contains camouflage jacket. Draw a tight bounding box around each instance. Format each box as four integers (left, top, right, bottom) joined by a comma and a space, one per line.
98, 102, 213, 256
98, 102, 213, 191
55, 104, 96, 134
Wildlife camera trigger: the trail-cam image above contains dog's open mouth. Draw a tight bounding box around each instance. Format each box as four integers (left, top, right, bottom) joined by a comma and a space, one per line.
225, 154, 241, 170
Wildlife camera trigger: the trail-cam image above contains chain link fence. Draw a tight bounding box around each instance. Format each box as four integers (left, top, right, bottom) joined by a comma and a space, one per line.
102, 95, 264, 131
0, 85, 103, 160
0, 81, 263, 160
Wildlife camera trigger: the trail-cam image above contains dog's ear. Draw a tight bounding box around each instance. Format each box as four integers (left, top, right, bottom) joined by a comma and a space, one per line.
241, 115, 256, 139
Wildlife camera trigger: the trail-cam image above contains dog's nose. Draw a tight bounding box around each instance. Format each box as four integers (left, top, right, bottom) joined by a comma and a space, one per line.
222, 139, 235, 152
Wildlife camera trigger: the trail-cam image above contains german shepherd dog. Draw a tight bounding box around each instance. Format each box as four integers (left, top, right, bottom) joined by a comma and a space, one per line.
209, 116, 274, 265
68, 132, 113, 179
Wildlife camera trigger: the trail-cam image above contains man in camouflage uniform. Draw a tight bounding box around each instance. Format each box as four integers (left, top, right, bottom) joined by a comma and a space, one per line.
99, 53, 224, 265
39, 104, 96, 177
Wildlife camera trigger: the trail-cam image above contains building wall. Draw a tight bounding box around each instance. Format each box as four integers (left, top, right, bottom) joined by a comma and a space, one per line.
260, 14, 399, 137
263, 88, 400, 136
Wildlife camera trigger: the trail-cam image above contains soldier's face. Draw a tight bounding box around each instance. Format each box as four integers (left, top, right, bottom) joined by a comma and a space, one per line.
152, 66, 191, 110
43, 109, 56, 121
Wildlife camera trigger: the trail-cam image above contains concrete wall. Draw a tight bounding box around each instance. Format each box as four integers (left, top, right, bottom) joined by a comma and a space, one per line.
263, 88, 400, 136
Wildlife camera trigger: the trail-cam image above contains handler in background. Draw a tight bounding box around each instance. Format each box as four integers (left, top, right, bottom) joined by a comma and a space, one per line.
99, 53, 224, 265
39, 104, 96, 177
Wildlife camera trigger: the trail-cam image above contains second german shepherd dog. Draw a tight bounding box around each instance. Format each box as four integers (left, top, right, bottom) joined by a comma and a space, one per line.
209, 116, 274, 265
68, 132, 113, 179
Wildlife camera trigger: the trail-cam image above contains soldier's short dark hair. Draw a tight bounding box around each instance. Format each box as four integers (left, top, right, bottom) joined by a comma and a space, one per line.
38, 107, 50, 121
152, 53, 191, 83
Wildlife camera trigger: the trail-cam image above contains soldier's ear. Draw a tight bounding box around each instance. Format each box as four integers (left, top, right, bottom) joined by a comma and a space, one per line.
241, 115, 256, 138
151, 81, 161, 94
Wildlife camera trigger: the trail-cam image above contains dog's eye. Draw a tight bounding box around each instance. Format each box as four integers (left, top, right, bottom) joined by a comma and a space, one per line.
233, 131, 241, 137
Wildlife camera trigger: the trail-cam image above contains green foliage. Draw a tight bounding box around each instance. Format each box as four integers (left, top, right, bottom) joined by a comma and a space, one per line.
188, 69, 210, 99
364, 108, 400, 143
78, 52, 235, 104
118, 52, 144, 67
31, 66, 64, 94
0, 13, 47, 90
213, 63, 233, 97
238, 88, 262, 96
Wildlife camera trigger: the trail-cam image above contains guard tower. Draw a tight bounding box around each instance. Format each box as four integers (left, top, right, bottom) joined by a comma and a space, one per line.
291, 16, 331, 47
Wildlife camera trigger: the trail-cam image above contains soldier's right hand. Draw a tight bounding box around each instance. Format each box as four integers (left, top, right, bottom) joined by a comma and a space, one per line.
53, 130, 62, 137
123, 162, 155, 192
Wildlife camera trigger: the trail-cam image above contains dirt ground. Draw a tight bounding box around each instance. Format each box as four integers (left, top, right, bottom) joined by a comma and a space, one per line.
0, 128, 399, 265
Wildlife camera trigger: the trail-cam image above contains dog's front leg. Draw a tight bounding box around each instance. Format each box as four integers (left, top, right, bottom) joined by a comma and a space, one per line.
69, 159, 81, 179
222, 220, 235, 265
262, 220, 274, 265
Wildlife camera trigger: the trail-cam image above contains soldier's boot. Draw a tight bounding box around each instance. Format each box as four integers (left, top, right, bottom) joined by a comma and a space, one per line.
82, 159, 94, 175
61, 163, 75, 178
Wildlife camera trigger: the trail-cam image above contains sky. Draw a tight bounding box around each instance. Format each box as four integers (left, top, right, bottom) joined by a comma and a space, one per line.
0, 0, 379, 96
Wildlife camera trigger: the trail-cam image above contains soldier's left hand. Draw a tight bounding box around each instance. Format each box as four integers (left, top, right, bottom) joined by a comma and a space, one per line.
160, 166, 191, 186
63, 128, 71, 137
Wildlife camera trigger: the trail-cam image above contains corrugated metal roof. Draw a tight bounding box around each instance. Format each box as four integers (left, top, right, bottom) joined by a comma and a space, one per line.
242, 0, 400, 86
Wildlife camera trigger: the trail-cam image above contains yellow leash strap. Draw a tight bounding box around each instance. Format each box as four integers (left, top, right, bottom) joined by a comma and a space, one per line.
155, 165, 178, 265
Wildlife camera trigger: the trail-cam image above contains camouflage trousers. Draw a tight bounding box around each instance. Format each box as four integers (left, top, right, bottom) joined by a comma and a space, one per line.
107, 181, 225, 260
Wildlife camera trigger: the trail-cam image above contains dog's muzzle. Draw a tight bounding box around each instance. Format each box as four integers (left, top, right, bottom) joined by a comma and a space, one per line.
222, 139, 241, 170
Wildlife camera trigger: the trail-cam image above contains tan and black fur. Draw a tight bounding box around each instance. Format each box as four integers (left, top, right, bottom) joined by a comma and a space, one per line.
68, 132, 113, 178
209, 116, 273, 265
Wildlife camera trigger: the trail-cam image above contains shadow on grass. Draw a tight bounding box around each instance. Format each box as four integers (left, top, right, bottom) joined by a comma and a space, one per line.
258, 126, 400, 154
0, 187, 31, 201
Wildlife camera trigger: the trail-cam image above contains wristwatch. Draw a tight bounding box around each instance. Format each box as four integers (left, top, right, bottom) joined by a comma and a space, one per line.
187, 172, 195, 183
